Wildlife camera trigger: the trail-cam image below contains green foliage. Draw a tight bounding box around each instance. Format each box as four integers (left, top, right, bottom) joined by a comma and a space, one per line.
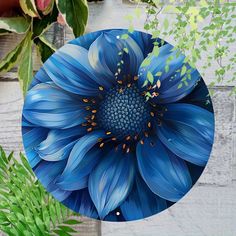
0, 17, 30, 34
0, 0, 88, 96
18, 32, 33, 96
57, 0, 88, 37
0, 146, 82, 236
128, 0, 236, 97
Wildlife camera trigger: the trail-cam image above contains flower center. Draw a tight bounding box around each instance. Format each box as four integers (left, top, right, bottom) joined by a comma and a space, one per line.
97, 84, 151, 139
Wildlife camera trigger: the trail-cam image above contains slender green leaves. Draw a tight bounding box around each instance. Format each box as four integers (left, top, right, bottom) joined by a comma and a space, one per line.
0, 147, 82, 236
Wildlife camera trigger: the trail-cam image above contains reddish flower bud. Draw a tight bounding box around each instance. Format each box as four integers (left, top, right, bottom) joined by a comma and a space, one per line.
36, 0, 53, 14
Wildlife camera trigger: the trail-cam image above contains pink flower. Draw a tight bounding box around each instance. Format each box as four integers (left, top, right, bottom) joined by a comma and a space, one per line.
36, 0, 53, 13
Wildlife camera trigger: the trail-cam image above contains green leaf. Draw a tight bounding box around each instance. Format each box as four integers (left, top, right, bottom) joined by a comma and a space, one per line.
0, 17, 30, 34
18, 32, 33, 96
0, 29, 10, 35
141, 58, 151, 67
58, 225, 76, 233
0, 36, 27, 74
34, 36, 56, 63
181, 65, 187, 76
153, 46, 160, 57
155, 72, 162, 76
33, 4, 59, 37
19, 0, 39, 17
163, 18, 169, 30
56, 0, 88, 37
134, 8, 142, 18
64, 219, 82, 225
142, 80, 148, 88
177, 83, 183, 89
123, 47, 129, 54
121, 34, 129, 39
147, 71, 154, 84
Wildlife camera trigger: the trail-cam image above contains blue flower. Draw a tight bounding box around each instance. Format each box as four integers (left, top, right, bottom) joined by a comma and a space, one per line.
22, 29, 215, 221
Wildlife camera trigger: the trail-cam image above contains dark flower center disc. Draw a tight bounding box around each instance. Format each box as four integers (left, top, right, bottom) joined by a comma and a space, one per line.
97, 84, 151, 138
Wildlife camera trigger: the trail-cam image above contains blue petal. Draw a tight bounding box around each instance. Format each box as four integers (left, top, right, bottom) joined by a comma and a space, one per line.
30, 67, 51, 89
62, 189, 98, 219
180, 78, 213, 112
44, 43, 112, 93
62, 130, 110, 174
157, 103, 214, 166
23, 83, 89, 129
120, 175, 167, 221
56, 146, 103, 191
137, 137, 192, 202
36, 126, 86, 161
138, 44, 200, 103
47, 181, 72, 202
110, 30, 159, 58
22, 126, 48, 168
34, 160, 71, 201
69, 30, 106, 49
88, 31, 144, 81
88, 146, 135, 219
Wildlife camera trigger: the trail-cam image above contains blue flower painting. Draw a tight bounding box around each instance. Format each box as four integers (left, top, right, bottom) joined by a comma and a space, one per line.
22, 29, 215, 221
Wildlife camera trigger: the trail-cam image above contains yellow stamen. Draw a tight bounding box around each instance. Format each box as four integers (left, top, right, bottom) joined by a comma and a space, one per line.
91, 115, 95, 120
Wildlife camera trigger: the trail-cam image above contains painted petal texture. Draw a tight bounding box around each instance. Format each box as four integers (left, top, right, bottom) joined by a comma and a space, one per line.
88, 31, 144, 80
22, 29, 214, 222
44, 44, 110, 94
137, 138, 192, 202
36, 126, 86, 161
120, 176, 167, 221
157, 103, 214, 166
62, 189, 98, 218
23, 83, 89, 129
22, 126, 48, 168
34, 160, 71, 201
88, 147, 135, 219
56, 146, 103, 191
138, 44, 200, 103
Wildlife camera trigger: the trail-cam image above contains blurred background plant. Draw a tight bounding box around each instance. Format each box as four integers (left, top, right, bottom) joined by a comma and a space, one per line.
0, 147, 82, 236
126, 0, 236, 95
0, 0, 88, 95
